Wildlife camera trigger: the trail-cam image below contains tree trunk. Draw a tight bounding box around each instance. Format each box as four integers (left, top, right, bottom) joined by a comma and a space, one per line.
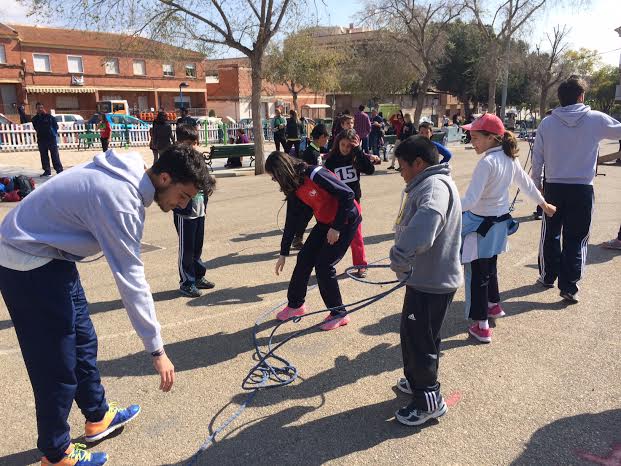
487, 78, 497, 114
250, 54, 265, 175
461, 93, 471, 118
292, 91, 298, 112
413, 74, 432, 126
539, 88, 549, 122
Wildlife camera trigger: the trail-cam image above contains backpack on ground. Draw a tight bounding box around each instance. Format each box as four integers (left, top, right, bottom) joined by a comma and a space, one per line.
13, 175, 34, 199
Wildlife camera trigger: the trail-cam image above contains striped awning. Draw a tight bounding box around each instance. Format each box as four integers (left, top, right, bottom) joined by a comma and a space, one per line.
25, 86, 97, 94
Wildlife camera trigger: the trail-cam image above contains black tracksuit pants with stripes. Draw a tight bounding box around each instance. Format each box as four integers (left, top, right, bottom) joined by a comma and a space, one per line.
538, 183, 593, 295
174, 214, 206, 286
401, 286, 455, 412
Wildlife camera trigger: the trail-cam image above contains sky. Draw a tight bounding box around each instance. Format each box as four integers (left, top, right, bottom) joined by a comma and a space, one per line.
0, 0, 619, 66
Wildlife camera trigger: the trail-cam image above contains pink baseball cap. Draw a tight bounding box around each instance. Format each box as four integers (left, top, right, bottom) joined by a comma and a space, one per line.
462, 113, 505, 135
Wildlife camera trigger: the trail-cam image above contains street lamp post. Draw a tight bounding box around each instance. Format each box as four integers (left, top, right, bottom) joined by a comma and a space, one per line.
179, 81, 189, 111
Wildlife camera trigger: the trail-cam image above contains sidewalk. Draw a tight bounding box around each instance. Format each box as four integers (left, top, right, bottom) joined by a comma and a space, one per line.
0, 145, 269, 182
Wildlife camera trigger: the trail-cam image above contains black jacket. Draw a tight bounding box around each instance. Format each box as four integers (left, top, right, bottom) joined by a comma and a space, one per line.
286, 118, 302, 139
31, 113, 58, 144
151, 121, 174, 151
301, 143, 321, 165
323, 147, 375, 201
402, 122, 416, 139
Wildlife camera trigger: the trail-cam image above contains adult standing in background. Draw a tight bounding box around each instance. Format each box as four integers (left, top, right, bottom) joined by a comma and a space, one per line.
532, 76, 621, 303
176, 107, 197, 140
31, 102, 63, 177
272, 108, 287, 152
150, 111, 174, 164
285, 109, 302, 157
354, 104, 372, 152
369, 109, 384, 157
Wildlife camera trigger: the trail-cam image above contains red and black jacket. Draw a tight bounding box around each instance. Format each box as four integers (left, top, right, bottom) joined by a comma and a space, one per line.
281, 166, 360, 256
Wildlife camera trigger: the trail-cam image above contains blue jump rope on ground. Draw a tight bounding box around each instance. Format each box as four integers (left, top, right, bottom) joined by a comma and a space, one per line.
185, 260, 410, 465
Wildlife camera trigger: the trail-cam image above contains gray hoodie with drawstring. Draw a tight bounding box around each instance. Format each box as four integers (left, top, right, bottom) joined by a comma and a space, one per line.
389, 163, 463, 294
532, 103, 621, 188
0, 150, 163, 353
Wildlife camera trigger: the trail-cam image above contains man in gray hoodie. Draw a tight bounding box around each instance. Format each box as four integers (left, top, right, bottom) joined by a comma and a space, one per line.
532, 76, 621, 302
389, 136, 463, 427
0, 145, 213, 465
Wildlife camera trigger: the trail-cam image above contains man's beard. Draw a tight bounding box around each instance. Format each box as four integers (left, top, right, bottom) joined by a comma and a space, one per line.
153, 186, 169, 212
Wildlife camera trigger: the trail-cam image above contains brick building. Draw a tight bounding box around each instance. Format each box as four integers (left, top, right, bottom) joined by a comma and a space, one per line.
0, 23, 206, 120
205, 57, 327, 120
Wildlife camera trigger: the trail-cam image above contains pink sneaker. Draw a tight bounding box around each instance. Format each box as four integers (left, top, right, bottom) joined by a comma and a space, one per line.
276, 304, 307, 321
487, 303, 506, 319
319, 313, 350, 331
468, 324, 492, 343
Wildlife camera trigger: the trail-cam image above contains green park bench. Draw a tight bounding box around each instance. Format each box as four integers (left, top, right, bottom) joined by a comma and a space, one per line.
206, 143, 255, 171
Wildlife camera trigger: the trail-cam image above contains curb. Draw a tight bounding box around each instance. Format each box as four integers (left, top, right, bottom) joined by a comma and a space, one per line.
212, 170, 255, 178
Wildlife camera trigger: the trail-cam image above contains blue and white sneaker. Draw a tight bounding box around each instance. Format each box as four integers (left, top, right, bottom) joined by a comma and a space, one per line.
84, 403, 141, 443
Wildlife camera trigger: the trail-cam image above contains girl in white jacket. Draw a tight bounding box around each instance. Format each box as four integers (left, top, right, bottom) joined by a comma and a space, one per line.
460, 114, 556, 343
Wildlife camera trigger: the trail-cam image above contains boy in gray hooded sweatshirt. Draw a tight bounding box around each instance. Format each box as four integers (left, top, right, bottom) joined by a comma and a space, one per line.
532, 76, 621, 302
390, 136, 463, 426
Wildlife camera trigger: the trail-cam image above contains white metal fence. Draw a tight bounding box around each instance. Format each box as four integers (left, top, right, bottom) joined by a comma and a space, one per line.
0, 122, 274, 152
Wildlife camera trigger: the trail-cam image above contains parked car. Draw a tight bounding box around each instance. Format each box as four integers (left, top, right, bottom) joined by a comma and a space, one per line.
105, 113, 149, 129
195, 116, 222, 125
54, 114, 85, 127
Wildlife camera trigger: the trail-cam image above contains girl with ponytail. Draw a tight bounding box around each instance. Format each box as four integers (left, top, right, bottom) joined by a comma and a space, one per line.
459, 114, 556, 344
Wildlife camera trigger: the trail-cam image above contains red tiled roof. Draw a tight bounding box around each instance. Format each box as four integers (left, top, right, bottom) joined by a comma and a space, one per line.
2, 23, 204, 60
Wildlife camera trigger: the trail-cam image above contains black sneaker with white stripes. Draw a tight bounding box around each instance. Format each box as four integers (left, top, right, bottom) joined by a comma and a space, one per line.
560, 291, 579, 303
395, 396, 448, 426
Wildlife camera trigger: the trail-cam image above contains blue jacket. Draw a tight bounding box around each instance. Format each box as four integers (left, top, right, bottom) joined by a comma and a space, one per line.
433, 141, 452, 163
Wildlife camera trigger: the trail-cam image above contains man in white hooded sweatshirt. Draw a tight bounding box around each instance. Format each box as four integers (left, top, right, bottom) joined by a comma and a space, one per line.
532, 76, 621, 303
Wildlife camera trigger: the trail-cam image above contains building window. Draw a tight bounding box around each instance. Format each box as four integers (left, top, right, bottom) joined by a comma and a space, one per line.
0, 45, 6, 64
56, 95, 79, 109
162, 63, 174, 77
185, 64, 196, 78
104, 58, 119, 75
133, 60, 146, 76
67, 55, 83, 74
33, 53, 51, 72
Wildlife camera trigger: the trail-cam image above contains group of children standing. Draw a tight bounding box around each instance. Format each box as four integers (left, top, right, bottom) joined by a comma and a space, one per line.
266, 111, 557, 428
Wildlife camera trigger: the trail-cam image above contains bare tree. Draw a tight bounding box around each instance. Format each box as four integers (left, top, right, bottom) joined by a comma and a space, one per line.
21, 0, 308, 174
531, 25, 571, 118
362, 0, 465, 125
467, 0, 548, 114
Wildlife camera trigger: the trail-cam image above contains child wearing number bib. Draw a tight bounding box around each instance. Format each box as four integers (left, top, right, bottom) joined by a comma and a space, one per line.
324, 129, 380, 278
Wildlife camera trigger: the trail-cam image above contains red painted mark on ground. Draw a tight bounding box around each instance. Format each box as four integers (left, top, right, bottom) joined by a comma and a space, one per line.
445, 391, 462, 407
576, 443, 621, 465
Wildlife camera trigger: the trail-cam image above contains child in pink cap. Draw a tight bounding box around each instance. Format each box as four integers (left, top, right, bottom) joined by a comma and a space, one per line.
460, 113, 556, 343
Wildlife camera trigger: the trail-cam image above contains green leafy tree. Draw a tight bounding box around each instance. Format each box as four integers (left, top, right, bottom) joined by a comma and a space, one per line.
264, 32, 343, 111
587, 65, 619, 114
436, 20, 488, 116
